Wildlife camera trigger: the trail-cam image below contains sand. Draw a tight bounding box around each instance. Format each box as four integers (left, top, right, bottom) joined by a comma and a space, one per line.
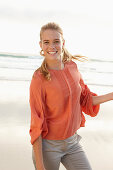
0, 80, 113, 170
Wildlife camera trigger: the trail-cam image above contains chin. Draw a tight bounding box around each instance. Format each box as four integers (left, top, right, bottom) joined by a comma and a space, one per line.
48, 55, 61, 60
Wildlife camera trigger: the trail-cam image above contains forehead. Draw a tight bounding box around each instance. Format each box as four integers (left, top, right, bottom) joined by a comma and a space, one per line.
41, 29, 62, 40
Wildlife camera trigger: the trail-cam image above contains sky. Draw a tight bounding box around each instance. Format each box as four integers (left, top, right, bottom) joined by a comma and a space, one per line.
0, 0, 113, 60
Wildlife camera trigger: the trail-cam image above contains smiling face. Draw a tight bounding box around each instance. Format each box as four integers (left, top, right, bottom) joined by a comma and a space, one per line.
39, 29, 65, 62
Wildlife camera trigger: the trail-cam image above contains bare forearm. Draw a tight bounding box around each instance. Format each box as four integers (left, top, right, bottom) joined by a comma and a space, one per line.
92, 92, 113, 105
33, 135, 45, 170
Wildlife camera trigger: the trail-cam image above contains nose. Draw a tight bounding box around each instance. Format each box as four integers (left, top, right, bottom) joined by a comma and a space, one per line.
48, 43, 55, 49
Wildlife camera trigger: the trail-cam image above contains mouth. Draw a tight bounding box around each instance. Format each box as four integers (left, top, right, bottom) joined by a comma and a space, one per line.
47, 51, 58, 55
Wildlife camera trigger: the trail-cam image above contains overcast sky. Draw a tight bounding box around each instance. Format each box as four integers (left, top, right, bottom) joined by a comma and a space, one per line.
0, 0, 113, 59
0, 0, 113, 17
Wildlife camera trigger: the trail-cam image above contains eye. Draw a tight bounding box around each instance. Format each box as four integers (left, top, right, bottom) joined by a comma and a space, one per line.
43, 41, 49, 44
54, 40, 60, 44
43, 40, 49, 44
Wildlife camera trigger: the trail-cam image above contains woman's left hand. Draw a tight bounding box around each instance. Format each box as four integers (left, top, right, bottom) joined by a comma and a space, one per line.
92, 92, 113, 105
111, 92, 113, 100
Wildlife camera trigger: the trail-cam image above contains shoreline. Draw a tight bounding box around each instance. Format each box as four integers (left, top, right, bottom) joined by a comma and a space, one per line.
0, 80, 113, 170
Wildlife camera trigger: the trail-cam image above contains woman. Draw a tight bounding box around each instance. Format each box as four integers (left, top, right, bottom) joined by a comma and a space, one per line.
29, 22, 113, 170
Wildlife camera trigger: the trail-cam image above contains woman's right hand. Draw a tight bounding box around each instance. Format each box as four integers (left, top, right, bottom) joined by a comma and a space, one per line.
33, 136, 46, 170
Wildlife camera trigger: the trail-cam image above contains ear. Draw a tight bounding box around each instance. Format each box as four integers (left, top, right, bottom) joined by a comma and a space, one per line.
62, 39, 65, 47
39, 41, 42, 49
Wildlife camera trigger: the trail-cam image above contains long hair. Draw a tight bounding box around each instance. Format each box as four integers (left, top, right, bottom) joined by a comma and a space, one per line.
37, 22, 86, 80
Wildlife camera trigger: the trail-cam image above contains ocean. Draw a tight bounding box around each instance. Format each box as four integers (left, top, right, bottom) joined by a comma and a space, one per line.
0, 53, 113, 170
1, 3, 113, 169
0, 53, 113, 87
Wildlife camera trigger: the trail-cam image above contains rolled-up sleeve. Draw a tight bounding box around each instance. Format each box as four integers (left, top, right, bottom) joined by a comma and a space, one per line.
80, 77, 100, 117
29, 73, 45, 144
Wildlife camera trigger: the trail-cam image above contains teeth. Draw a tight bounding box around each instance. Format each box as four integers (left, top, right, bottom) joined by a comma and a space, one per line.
48, 52, 56, 54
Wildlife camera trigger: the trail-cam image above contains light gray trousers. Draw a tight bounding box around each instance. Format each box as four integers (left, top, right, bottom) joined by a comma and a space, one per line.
32, 133, 92, 170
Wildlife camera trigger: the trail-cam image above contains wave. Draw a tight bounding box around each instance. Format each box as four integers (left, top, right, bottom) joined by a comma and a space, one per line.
90, 58, 113, 63
0, 78, 30, 81
0, 66, 35, 70
0, 77, 113, 87
0, 52, 42, 59
0, 52, 112, 63
87, 83, 113, 87
0, 53, 29, 58
0, 52, 113, 87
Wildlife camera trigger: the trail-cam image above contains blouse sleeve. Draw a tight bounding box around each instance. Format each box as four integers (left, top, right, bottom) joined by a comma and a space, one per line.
80, 75, 100, 117
29, 73, 45, 145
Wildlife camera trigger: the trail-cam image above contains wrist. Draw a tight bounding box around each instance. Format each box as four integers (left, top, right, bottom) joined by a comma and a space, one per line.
36, 164, 45, 170
110, 92, 113, 100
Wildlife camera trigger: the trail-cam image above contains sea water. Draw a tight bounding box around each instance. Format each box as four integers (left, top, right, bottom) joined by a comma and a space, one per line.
0, 53, 113, 130
0, 53, 113, 87
0, 53, 113, 170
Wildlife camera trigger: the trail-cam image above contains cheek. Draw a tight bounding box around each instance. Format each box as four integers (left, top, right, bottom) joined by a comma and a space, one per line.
56, 44, 62, 51
42, 45, 47, 51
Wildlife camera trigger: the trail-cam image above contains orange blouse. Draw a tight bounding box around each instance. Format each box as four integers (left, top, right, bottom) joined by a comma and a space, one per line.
29, 60, 100, 144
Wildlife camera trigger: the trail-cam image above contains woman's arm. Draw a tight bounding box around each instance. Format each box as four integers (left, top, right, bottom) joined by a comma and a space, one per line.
33, 135, 46, 170
92, 92, 113, 105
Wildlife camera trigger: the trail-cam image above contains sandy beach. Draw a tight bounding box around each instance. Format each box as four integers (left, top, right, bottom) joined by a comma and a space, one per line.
0, 80, 113, 170
1, 0, 113, 168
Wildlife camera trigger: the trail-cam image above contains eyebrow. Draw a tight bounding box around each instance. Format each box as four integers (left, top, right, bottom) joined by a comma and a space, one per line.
43, 39, 60, 42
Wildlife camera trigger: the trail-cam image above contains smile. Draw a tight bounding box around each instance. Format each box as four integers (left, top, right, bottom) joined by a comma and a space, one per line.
48, 51, 57, 54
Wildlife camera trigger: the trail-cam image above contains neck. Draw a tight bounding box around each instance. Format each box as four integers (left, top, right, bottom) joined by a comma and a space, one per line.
45, 59, 64, 70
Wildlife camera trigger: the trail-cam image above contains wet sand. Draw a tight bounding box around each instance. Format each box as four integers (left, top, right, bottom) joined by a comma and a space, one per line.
0, 80, 113, 170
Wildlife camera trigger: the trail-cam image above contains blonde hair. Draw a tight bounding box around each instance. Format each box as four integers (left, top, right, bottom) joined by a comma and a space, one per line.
37, 22, 86, 80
